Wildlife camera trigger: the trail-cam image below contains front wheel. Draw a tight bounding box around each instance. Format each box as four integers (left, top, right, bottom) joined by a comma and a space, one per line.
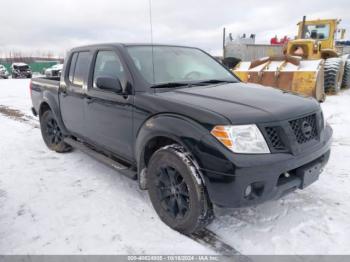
324, 57, 342, 94
40, 110, 72, 153
147, 145, 214, 234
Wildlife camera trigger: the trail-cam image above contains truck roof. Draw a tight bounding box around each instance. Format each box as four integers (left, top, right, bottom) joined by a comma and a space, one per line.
69, 43, 198, 52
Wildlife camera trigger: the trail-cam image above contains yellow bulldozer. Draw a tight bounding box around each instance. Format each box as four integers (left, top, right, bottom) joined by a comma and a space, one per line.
234, 17, 350, 101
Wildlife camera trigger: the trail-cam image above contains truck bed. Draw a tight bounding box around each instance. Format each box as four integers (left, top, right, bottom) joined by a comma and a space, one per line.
31, 77, 61, 116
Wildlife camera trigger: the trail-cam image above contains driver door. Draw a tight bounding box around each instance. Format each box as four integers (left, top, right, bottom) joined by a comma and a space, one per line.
84, 50, 134, 161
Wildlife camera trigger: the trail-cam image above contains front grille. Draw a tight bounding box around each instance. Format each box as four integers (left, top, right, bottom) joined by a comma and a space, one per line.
265, 126, 286, 151
289, 114, 318, 144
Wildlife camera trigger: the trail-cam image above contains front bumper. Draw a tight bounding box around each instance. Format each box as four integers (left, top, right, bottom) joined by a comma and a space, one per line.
13, 71, 32, 78
198, 125, 332, 208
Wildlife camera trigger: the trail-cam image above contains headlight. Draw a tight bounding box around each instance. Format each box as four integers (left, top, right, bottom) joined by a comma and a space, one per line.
211, 125, 270, 154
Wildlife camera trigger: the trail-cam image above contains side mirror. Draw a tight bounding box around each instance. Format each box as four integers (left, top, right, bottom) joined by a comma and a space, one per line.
95, 76, 122, 93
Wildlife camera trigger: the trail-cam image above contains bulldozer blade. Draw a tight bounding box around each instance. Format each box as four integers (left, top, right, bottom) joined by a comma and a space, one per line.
233, 57, 325, 101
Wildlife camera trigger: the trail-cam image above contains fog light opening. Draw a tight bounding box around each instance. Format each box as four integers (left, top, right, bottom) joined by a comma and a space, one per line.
244, 182, 265, 199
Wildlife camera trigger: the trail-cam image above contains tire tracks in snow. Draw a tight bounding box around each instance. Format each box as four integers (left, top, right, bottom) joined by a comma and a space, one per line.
0, 105, 38, 128
0, 104, 247, 257
188, 228, 251, 259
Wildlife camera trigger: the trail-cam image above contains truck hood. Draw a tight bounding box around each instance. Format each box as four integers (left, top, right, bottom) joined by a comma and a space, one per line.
156, 83, 320, 124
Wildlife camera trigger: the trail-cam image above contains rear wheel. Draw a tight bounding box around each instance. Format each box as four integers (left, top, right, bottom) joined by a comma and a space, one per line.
147, 145, 214, 234
341, 59, 350, 89
324, 57, 342, 94
40, 110, 72, 153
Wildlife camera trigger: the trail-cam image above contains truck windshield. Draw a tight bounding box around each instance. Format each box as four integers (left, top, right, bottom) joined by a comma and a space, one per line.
126, 46, 237, 85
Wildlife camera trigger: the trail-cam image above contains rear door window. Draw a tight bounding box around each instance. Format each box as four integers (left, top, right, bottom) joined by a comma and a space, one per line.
68, 53, 78, 83
69, 51, 92, 87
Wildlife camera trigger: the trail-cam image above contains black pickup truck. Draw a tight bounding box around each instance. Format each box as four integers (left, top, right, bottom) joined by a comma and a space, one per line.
30, 43, 332, 234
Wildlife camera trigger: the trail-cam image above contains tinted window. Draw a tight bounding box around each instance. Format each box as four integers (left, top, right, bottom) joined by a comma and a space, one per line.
68, 52, 78, 83
93, 51, 126, 88
72, 52, 92, 86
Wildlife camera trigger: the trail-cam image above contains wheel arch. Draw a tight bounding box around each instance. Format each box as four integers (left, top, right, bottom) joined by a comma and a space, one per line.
321, 49, 339, 59
38, 91, 68, 135
38, 101, 51, 117
135, 114, 210, 189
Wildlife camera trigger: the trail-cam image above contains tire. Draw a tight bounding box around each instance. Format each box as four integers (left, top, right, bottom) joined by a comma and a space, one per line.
147, 144, 214, 234
341, 59, 350, 89
40, 110, 72, 153
324, 57, 342, 94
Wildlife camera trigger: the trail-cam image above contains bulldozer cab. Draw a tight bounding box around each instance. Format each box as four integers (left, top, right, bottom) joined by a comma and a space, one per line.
298, 19, 338, 49
286, 19, 339, 59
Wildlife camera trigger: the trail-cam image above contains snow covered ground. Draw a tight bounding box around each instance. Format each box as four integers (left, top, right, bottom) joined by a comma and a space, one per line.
0, 79, 349, 255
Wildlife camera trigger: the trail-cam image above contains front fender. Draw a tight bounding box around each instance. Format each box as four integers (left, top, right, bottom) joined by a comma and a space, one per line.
135, 113, 210, 174
135, 113, 238, 204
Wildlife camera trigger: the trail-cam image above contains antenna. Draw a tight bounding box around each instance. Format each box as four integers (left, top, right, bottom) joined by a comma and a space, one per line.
148, 0, 155, 84
223, 27, 226, 58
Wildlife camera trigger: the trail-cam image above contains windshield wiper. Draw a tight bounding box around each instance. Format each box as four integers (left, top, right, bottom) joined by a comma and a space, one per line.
150, 79, 236, 89
150, 82, 191, 88
196, 79, 237, 85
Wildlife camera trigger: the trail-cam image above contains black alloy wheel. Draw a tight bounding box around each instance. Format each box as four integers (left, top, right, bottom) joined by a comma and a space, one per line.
156, 166, 190, 220
147, 144, 214, 234
40, 110, 72, 153
45, 117, 63, 146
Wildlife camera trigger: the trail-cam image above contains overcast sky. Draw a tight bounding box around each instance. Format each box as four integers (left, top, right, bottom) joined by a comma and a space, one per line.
0, 0, 349, 57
